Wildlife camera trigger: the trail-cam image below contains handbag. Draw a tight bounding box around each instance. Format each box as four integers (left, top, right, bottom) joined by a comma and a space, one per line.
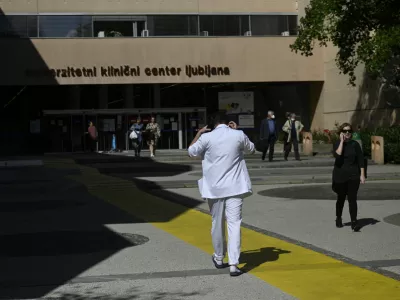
129, 130, 138, 139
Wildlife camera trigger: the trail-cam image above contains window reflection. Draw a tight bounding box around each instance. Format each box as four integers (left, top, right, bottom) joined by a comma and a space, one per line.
199, 15, 249, 36
1, 14, 298, 38
0, 15, 37, 38
39, 16, 92, 37
147, 15, 198, 36
251, 15, 297, 36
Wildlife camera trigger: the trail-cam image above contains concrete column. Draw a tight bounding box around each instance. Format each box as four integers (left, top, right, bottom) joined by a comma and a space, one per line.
98, 85, 108, 109
69, 86, 81, 109
153, 84, 161, 108
124, 85, 134, 108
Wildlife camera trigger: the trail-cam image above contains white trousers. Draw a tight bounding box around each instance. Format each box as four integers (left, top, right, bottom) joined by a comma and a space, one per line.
207, 197, 243, 266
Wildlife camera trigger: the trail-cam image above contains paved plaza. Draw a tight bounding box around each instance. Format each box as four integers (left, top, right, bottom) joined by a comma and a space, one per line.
0, 152, 399, 299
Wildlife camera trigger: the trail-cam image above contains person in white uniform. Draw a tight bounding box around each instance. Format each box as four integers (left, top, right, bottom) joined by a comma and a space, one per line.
188, 113, 255, 276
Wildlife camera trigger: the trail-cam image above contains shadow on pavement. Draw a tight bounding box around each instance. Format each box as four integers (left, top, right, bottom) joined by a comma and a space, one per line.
2, 287, 207, 300
241, 247, 291, 273
71, 153, 192, 177
343, 218, 380, 231
0, 153, 196, 299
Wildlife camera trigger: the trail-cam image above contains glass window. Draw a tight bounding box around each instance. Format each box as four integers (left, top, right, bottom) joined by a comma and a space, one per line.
288, 15, 298, 35
199, 15, 249, 36
250, 15, 290, 36
0, 15, 38, 38
39, 16, 92, 37
146, 15, 198, 36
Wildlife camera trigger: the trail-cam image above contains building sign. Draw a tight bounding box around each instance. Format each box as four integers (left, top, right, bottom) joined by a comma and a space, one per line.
25, 65, 230, 79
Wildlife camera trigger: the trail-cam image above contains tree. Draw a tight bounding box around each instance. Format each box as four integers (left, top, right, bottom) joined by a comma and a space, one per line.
290, 0, 400, 87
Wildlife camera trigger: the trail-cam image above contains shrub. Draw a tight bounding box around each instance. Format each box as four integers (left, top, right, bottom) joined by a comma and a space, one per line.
312, 125, 400, 164
360, 127, 400, 164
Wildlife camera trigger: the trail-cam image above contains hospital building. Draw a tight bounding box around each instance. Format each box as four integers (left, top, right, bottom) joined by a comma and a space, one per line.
0, 0, 394, 154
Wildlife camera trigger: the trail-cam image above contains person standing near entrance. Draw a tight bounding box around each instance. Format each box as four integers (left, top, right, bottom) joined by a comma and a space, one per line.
86, 121, 97, 152
259, 110, 278, 161
145, 116, 161, 157
188, 113, 255, 277
282, 113, 304, 161
130, 117, 144, 157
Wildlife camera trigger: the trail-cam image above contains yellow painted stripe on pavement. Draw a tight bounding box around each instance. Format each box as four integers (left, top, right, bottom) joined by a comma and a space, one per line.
46, 159, 400, 300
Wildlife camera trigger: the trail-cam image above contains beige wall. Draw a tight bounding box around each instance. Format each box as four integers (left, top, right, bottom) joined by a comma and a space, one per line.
313, 43, 400, 130
0, 0, 38, 13
0, 37, 324, 85
1, 0, 297, 14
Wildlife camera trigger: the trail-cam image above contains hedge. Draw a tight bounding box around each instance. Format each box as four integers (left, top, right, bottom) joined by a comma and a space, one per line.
358, 127, 400, 164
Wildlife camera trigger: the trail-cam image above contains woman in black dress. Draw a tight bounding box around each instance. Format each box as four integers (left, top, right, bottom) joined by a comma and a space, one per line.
332, 123, 366, 231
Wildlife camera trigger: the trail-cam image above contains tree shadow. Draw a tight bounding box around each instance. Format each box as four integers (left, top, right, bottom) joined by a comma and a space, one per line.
72, 153, 192, 177
240, 247, 291, 273
350, 72, 400, 129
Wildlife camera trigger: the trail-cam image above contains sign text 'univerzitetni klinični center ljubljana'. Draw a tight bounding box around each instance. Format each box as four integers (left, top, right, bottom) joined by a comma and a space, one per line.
25, 65, 231, 79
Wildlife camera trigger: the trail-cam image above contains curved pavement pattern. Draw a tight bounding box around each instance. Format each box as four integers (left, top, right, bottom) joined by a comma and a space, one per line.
258, 183, 400, 200
384, 213, 400, 227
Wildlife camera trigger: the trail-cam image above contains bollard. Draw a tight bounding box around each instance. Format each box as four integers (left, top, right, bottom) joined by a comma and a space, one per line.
302, 132, 313, 156
371, 136, 384, 164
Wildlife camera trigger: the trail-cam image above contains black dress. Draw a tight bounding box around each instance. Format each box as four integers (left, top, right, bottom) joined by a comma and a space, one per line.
332, 139, 365, 187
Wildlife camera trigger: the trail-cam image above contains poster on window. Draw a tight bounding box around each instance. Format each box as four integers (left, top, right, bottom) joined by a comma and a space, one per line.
218, 92, 254, 115
238, 115, 254, 128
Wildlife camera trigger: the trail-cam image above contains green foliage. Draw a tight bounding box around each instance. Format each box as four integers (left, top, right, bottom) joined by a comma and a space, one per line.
291, 0, 400, 87
359, 127, 400, 163
311, 125, 400, 163
311, 130, 330, 144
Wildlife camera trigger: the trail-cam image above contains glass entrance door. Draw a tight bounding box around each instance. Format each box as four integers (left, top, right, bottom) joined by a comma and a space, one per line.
71, 115, 85, 152
157, 113, 180, 150
183, 111, 207, 149
46, 115, 71, 152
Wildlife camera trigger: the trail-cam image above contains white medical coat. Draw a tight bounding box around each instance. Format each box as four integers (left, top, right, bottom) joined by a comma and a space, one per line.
188, 124, 255, 199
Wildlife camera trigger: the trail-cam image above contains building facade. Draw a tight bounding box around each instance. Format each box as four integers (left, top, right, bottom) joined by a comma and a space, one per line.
1, 0, 396, 154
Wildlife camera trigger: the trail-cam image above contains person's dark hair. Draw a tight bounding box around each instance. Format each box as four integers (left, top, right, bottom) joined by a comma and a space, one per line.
208, 112, 228, 126
285, 112, 291, 118
339, 122, 352, 132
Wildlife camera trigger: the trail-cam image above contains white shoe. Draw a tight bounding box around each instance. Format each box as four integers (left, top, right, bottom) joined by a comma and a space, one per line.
150, 154, 154, 157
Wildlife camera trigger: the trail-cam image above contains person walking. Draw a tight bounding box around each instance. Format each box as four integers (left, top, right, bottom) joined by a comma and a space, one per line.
282, 113, 304, 161
332, 123, 366, 232
129, 117, 144, 157
188, 113, 255, 277
259, 110, 278, 162
145, 116, 161, 157
86, 121, 97, 152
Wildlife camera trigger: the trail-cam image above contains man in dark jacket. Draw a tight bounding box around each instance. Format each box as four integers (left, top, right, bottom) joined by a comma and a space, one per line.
259, 110, 279, 161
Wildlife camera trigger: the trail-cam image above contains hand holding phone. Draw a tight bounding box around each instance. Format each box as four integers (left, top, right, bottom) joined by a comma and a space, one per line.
340, 133, 345, 142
